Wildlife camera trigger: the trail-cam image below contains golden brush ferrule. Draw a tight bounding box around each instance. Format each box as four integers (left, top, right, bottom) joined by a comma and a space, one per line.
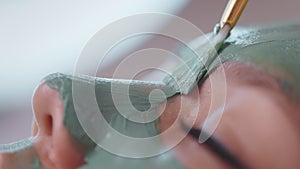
220, 0, 248, 30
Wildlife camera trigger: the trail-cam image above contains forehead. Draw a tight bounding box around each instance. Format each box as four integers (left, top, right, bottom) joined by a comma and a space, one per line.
210, 22, 300, 99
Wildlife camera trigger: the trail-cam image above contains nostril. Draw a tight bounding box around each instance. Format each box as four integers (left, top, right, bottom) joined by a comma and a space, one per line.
44, 115, 53, 136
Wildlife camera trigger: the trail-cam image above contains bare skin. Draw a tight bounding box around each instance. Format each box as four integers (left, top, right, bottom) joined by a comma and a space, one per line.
1, 61, 300, 169
0, 84, 86, 169
32, 83, 86, 169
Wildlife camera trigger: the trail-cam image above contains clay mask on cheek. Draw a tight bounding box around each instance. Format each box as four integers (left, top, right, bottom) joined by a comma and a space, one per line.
44, 74, 185, 169
44, 74, 177, 148
39, 25, 230, 169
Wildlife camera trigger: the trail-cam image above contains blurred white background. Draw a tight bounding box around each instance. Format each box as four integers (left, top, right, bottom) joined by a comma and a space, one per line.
1, 0, 300, 143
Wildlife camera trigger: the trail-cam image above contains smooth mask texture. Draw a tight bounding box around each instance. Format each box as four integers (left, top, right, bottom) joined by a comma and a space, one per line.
219, 22, 300, 99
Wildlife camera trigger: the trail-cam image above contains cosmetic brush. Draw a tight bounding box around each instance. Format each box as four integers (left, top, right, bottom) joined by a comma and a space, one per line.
163, 0, 248, 94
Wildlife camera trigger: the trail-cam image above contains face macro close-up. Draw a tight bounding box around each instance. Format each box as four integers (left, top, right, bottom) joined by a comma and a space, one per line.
160, 61, 300, 169
1, 1, 300, 169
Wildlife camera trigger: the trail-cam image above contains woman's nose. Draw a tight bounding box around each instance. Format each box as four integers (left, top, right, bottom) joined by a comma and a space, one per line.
32, 83, 86, 169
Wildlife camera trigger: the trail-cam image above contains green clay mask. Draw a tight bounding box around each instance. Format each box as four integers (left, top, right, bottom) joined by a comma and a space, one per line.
44, 73, 184, 169
43, 73, 178, 145
215, 22, 300, 99
39, 24, 230, 169
0, 138, 42, 169
1, 21, 300, 169
37, 22, 300, 168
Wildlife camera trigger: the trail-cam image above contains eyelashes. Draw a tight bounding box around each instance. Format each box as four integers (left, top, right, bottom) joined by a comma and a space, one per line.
180, 120, 247, 169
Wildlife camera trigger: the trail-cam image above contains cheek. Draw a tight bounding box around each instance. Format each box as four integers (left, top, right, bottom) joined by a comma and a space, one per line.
0, 154, 12, 169
52, 118, 86, 169
215, 86, 300, 168
158, 90, 232, 169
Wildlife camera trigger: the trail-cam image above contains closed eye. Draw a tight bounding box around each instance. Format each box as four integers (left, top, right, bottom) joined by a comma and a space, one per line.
180, 121, 247, 169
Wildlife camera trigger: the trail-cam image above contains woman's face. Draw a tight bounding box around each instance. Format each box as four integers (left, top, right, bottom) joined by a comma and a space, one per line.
2, 61, 299, 169
159, 61, 300, 169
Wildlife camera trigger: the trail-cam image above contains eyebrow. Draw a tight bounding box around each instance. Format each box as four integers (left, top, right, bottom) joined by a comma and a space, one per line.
222, 61, 282, 92
180, 121, 247, 169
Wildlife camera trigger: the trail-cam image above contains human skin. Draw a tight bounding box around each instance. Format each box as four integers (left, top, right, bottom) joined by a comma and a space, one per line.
1, 61, 299, 169
32, 83, 86, 169
0, 83, 86, 169
0, 23, 300, 169
0, 83, 85, 169
159, 61, 300, 169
